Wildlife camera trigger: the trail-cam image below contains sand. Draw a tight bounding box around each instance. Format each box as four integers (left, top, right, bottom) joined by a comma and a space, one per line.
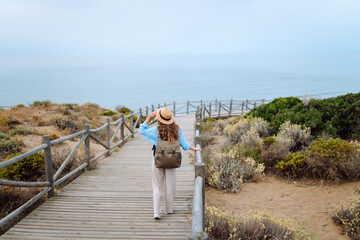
206, 175, 360, 240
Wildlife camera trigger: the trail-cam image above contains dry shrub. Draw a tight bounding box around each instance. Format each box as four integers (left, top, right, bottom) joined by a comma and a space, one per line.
249, 117, 270, 138
8, 127, 32, 136
277, 120, 313, 152
0, 186, 38, 219
332, 196, 360, 239
223, 117, 270, 144
214, 118, 231, 133
201, 120, 216, 133
223, 118, 249, 142
205, 206, 313, 240
306, 138, 360, 181
0, 132, 22, 158
239, 129, 262, 148
49, 132, 60, 141
51, 117, 80, 133
260, 137, 290, 167
201, 131, 215, 148
206, 148, 264, 192
51, 147, 95, 176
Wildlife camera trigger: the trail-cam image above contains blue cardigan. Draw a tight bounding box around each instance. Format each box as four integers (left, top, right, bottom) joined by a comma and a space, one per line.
138, 123, 191, 151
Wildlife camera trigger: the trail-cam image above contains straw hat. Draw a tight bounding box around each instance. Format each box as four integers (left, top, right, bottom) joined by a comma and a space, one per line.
156, 107, 175, 125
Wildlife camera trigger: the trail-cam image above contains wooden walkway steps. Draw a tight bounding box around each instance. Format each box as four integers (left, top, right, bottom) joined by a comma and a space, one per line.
2, 115, 196, 240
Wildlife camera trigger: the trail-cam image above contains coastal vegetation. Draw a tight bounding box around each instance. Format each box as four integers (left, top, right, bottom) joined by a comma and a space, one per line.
205, 205, 313, 240
202, 92, 360, 239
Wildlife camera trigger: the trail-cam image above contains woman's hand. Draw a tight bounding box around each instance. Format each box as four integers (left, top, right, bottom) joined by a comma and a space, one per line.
189, 146, 202, 152
144, 111, 157, 123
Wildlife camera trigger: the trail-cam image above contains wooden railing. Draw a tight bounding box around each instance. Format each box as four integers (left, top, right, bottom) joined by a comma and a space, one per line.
189, 107, 208, 240
0, 98, 268, 232
148, 98, 270, 118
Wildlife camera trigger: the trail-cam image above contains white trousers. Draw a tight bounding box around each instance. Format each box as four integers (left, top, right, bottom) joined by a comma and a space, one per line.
152, 157, 176, 217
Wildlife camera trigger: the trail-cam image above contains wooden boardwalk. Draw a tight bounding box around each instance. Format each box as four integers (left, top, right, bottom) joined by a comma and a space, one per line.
2, 115, 195, 240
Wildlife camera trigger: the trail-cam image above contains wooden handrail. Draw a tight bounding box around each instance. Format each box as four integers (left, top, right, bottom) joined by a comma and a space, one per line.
190, 108, 208, 239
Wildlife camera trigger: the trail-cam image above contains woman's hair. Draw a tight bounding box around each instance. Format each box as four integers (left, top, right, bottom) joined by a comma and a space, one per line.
158, 121, 179, 143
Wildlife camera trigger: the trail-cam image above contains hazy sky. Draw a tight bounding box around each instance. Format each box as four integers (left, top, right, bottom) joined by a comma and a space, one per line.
0, 0, 359, 56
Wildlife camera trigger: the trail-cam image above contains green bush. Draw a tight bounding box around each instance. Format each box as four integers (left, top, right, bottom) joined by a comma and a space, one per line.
100, 110, 116, 116
276, 152, 306, 177
0, 152, 44, 181
262, 136, 276, 147
242, 146, 261, 162
205, 206, 314, 240
332, 197, 360, 240
32, 100, 52, 107
247, 93, 360, 140
0, 133, 22, 157
203, 117, 216, 122
246, 97, 302, 132
306, 138, 360, 181
116, 106, 131, 115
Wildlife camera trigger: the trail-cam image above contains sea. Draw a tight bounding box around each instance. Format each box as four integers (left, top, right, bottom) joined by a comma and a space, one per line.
0, 53, 359, 111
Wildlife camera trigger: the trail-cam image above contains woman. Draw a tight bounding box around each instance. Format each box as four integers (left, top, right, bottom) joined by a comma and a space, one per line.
139, 107, 201, 220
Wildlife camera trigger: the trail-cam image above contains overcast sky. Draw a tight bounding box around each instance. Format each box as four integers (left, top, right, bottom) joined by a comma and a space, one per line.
0, 0, 359, 56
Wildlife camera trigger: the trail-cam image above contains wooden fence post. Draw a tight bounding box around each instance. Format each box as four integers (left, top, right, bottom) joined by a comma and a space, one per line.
106, 119, 111, 156
139, 108, 143, 127
158, 103, 161, 110
120, 114, 125, 143
246, 99, 249, 112
187, 100, 189, 114
151, 105, 154, 112
130, 111, 134, 138
84, 124, 91, 170
218, 102, 221, 118
215, 99, 218, 111
262, 99, 265, 105
229, 99, 233, 116
196, 106, 200, 121
202, 104, 205, 119
254, 101, 257, 108
43, 135, 54, 198
209, 103, 212, 118
173, 101, 176, 116
242, 101, 244, 114
195, 162, 205, 231
146, 106, 149, 117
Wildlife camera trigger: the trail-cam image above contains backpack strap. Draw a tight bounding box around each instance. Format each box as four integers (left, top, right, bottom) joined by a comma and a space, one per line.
152, 144, 156, 157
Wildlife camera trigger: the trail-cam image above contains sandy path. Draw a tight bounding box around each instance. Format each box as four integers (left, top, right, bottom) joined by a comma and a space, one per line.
206, 175, 360, 240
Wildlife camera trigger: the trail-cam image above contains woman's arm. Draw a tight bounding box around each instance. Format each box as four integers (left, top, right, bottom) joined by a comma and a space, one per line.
179, 130, 201, 152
